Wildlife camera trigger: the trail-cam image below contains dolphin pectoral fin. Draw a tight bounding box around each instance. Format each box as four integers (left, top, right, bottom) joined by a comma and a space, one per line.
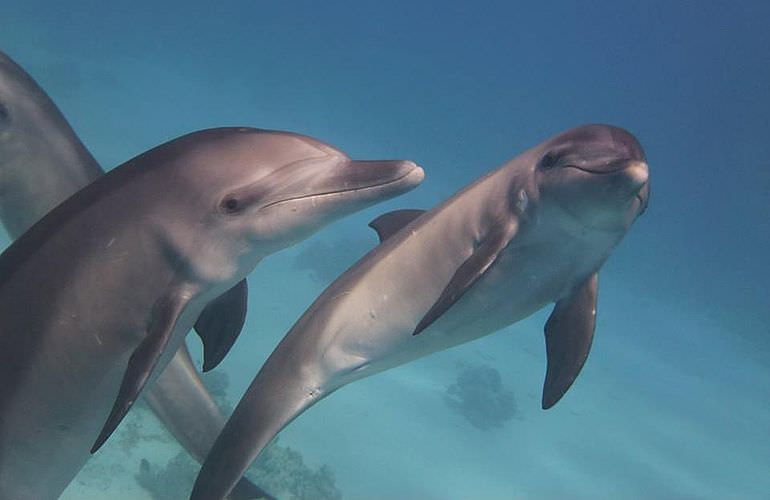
542, 273, 598, 409
368, 209, 426, 242
91, 291, 191, 453
194, 279, 248, 372
414, 221, 518, 335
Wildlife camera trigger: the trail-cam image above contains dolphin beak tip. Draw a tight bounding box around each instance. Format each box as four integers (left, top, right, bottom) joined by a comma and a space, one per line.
395, 159, 424, 185
408, 164, 425, 184
626, 160, 649, 189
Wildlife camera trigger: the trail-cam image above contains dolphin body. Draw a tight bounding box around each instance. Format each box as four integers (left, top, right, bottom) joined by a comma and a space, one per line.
192, 124, 651, 499
0, 51, 269, 499
0, 125, 423, 499
0, 51, 103, 233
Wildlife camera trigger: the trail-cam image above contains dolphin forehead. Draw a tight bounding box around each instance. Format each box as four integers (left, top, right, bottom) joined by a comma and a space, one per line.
121, 128, 348, 201
0, 55, 22, 134
165, 128, 345, 179
545, 124, 645, 162
0, 52, 43, 111
0, 51, 22, 93
225, 128, 347, 162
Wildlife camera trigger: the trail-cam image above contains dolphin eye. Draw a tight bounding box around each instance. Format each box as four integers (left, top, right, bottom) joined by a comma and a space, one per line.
538, 152, 559, 170
220, 196, 243, 214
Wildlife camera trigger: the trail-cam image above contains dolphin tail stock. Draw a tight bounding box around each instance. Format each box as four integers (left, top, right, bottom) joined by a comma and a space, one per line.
136, 456, 274, 500
190, 355, 324, 500
229, 476, 277, 500
142, 346, 275, 500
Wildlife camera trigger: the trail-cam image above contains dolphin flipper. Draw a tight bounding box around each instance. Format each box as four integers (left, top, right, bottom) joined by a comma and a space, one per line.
368, 209, 426, 242
194, 279, 248, 372
91, 291, 191, 453
542, 273, 598, 409
413, 220, 518, 335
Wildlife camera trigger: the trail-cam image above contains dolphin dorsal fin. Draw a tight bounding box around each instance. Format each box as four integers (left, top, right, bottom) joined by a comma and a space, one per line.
368, 209, 426, 242
194, 279, 249, 372
542, 272, 598, 409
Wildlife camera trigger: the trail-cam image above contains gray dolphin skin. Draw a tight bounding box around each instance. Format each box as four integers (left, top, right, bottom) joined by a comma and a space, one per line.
0, 51, 271, 499
0, 51, 102, 235
0, 126, 423, 499
192, 124, 651, 500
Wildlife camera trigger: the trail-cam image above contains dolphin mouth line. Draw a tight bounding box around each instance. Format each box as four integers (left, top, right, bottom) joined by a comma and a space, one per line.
635, 191, 648, 211
565, 161, 639, 175
260, 169, 419, 210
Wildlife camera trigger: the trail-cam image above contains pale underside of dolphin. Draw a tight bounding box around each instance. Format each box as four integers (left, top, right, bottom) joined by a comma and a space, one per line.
192, 124, 651, 500
0, 121, 423, 499
0, 51, 270, 499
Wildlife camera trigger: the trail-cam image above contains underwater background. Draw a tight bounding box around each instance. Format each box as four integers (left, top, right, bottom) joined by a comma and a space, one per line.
2, 1, 769, 498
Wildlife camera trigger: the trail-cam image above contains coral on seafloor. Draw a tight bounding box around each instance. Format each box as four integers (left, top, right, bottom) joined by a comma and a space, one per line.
249, 437, 342, 500
135, 438, 342, 500
135, 369, 342, 500
135, 454, 194, 500
116, 399, 171, 454
444, 364, 517, 430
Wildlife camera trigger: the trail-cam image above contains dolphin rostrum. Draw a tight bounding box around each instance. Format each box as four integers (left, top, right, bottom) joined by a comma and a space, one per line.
191, 124, 650, 499
0, 125, 423, 499
0, 50, 269, 499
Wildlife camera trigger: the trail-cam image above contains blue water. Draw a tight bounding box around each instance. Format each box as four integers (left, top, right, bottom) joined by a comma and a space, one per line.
3, 1, 769, 498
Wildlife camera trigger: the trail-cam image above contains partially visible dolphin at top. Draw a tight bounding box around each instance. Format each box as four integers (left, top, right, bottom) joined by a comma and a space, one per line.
191, 124, 651, 500
0, 50, 269, 499
0, 125, 423, 499
0, 51, 102, 234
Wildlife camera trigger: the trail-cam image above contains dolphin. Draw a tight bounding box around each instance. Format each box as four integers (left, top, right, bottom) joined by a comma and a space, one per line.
0, 51, 102, 234
191, 124, 651, 499
0, 126, 423, 499
0, 50, 269, 499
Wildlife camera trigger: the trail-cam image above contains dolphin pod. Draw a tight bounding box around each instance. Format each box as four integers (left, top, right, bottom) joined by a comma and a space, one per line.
191, 124, 651, 499
0, 51, 268, 499
0, 51, 652, 500
0, 123, 423, 498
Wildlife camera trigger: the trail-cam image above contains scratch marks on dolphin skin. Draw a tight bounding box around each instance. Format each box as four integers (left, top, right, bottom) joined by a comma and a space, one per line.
516, 189, 529, 213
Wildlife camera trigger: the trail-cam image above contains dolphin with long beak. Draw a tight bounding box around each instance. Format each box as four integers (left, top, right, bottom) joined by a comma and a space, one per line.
192, 124, 650, 500
0, 123, 423, 499
0, 50, 268, 499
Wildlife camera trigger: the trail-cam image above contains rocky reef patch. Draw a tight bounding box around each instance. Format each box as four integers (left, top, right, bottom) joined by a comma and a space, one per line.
444, 363, 517, 431
135, 368, 342, 499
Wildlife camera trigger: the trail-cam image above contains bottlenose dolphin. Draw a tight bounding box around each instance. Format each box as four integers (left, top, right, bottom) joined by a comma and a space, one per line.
0, 51, 102, 234
0, 51, 269, 499
0, 126, 423, 499
192, 124, 651, 499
